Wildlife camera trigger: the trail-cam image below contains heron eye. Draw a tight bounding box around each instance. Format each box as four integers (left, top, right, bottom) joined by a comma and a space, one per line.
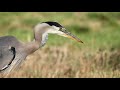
59, 28, 66, 32
59, 27, 62, 31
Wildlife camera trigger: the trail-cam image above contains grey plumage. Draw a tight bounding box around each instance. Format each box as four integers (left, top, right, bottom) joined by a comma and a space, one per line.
0, 21, 83, 77
0, 46, 15, 71
0, 36, 27, 75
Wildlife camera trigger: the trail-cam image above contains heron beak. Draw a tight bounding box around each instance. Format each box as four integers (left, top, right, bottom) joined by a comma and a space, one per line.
64, 34, 83, 43
59, 28, 83, 43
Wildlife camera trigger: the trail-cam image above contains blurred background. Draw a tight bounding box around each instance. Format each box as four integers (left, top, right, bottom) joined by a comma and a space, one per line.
0, 12, 120, 78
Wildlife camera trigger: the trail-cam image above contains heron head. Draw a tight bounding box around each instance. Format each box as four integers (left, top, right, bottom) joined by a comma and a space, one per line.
41, 21, 83, 43
34, 21, 83, 45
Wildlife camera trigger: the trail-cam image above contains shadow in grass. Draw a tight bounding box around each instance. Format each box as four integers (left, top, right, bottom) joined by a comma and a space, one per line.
93, 48, 120, 71
107, 49, 120, 71
87, 13, 110, 21
66, 24, 90, 33
87, 13, 119, 27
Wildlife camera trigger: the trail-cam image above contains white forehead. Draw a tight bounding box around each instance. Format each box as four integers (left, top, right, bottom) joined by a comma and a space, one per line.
34, 23, 60, 31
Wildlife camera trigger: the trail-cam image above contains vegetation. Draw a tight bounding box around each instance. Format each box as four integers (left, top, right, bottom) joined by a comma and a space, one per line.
0, 12, 120, 78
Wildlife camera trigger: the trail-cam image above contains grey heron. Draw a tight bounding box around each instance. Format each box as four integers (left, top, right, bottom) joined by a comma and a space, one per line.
0, 21, 83, 76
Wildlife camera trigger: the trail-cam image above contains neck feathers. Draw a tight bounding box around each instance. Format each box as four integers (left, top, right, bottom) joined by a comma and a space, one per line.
25, 24, 49, 54
34, 24, 48, 47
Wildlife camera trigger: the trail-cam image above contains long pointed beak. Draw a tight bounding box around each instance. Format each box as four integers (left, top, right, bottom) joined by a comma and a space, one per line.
59, 28, 83, 43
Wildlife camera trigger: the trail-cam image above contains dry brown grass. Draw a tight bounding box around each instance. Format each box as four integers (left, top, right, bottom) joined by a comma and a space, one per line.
0, 12, 120, 78
0, 45, 120, 78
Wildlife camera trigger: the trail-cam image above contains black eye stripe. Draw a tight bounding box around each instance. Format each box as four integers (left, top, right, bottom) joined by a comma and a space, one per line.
59, 28, 79, 39
59, 28, 72, 35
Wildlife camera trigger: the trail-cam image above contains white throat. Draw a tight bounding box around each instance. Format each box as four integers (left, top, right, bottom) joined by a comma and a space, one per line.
40, 32, 48, 47
34, 23, 64, 47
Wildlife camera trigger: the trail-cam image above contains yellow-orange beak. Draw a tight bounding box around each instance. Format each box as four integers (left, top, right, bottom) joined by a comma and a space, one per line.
65, 34, 83, 43
59, 28, 83, 43
64, 34, 83, 43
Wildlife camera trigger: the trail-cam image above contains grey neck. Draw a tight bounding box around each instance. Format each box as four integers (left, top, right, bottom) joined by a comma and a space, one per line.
25, 24, 49, 54
34, 28, 48, 47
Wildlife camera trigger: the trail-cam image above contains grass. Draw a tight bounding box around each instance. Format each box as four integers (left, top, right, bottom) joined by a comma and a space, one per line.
0, 12, 120, 78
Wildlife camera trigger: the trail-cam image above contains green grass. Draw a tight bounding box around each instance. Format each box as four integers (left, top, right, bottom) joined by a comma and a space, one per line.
0, 12, 119, 50
0, 12, 120, 51
0, 12, 120, 78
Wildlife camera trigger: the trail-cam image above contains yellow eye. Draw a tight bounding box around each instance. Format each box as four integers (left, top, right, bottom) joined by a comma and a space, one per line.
59, 27, 62, 31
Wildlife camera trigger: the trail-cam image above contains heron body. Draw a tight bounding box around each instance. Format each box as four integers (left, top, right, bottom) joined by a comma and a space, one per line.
0, 21, 83, 76
0, 36, 26, 74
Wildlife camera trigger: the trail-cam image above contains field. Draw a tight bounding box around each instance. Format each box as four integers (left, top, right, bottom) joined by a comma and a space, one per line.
0, 12, 120, 78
